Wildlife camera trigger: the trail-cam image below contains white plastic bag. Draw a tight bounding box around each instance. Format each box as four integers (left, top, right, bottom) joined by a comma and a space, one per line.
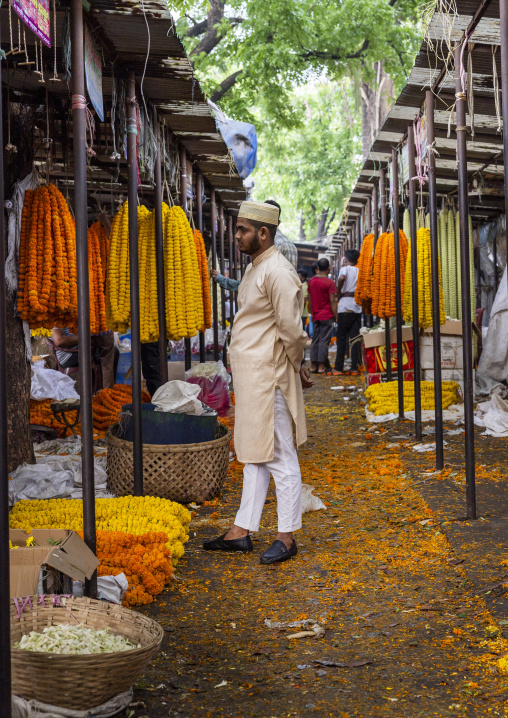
475, 393, 508, 437
151, 380, 205, 415
301, 484, 327, 513
31, 360, 79, 401
73, 574, 128, 605
12, 689, 133, 718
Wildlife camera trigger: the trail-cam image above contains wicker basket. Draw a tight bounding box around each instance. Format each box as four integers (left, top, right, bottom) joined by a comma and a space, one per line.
107, 422, 232, 503
11, 595, 163, 710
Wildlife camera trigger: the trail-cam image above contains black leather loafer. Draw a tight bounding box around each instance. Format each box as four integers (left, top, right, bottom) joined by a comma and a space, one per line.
260, 539, 298, 565
202, 532, 253, 552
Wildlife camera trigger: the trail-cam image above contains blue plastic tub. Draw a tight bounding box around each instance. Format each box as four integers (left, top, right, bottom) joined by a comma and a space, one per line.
119, 403, 218, 445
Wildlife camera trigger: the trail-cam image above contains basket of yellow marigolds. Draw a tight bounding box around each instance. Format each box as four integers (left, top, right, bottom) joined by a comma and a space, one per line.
10, 594, 164, 710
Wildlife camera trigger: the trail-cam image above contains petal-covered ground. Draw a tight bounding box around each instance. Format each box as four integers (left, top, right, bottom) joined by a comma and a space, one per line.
128, 375, 508, 717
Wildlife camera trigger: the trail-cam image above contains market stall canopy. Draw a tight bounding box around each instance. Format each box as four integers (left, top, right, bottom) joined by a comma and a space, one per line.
333, 0, 504, 254
0, 0, 246, 212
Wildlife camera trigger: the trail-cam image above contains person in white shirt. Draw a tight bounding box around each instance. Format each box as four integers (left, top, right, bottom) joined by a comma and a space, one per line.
334, 249, 362, 376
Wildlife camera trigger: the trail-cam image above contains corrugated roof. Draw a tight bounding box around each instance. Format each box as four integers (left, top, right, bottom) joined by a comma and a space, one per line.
1, 0, 246, 211
334, 0, 504, 252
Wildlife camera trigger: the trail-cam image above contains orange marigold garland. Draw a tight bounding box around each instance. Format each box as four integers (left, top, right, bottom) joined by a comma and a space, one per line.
17, 184, 78, 331
87, 223, 108, 334
90, 530, 174, 607
354, 233, 375, 313
30, 384, 150, 436
369, 230, 409, 319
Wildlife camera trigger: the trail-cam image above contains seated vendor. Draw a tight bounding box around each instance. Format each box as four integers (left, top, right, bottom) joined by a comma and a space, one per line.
52, 327, 79, 369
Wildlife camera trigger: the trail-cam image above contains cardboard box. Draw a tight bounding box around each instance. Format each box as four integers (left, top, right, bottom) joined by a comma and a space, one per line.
420, 335, 464, 370
362, 325, 414, 349
9, 529, 99, 598
364, 370, 415, 387
422, 368, 473, 396
423, 319, 463, 336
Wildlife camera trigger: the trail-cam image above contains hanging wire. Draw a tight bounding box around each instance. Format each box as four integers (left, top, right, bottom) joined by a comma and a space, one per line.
492, 45, 502, 133
50, 0, 60, 82
62, 7, 72, 85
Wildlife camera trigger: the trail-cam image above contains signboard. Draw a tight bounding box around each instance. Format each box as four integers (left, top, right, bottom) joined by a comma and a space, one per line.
400, 141, 410, 186
84, 25, 104, 122
13, 0, 51, 47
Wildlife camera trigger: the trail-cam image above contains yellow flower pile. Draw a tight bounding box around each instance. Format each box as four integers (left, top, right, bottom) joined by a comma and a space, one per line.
402, 228, 446, 329
31, 328, 52, 338
9, 496, 191, 563
365, 380, 461, 416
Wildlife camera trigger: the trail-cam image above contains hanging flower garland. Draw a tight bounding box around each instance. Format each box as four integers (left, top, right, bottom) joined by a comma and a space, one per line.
370, 231, 408, 319
354, 233, 375, 313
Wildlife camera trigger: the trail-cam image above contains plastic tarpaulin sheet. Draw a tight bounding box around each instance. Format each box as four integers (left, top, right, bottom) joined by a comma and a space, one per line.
477, 266, 508, 384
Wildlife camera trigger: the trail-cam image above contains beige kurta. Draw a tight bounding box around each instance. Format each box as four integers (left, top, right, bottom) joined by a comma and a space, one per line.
229, 245, 308, 464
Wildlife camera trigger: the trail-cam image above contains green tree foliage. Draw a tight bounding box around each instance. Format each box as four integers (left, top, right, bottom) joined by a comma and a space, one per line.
175, 0, 424, 125
253, 81, 362, 242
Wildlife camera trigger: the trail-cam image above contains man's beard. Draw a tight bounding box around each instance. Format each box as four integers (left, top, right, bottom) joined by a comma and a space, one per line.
240, 230, 261, 255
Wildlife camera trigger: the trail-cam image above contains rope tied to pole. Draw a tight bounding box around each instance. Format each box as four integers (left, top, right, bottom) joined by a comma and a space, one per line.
492, 45, 502, 133
126, 116, 138, 135
467, 42, 475, 137
71, 94, 96, 157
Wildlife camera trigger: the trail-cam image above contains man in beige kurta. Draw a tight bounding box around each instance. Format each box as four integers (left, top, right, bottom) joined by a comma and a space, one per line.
203, 200, 313, 565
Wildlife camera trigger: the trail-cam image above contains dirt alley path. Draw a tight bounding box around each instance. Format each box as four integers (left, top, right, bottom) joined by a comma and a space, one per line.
127, 375, 508, 718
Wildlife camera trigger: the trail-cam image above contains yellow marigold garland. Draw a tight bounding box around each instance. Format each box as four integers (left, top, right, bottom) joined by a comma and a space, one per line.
403, 228, 446, 329
9, 496, 191, 563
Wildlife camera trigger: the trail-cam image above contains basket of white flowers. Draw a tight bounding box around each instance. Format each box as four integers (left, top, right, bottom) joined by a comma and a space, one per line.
11, 594, 163, 710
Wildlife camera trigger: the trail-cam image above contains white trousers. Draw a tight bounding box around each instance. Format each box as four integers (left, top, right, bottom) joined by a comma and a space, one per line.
235, 389, 302, 533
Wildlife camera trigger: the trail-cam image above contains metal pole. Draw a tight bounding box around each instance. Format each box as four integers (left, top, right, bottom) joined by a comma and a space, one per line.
228, 214, 235, 323
500, 0, 508, 291
179, 146, 192, 371
71, 0, 96, 596
155, 118, 168, 384
426, 90, 444, 471
219, 202, 227, 367
454, 47, 476, 518
408, 125, 423, 441
380, 169, 391, 379
233, 216, 239, 314
0, 35, 11, 718
366, 196, 372, 234
370, 185, 379, 329
196, 172, 206, 363
211, 189, 219, 361
126, 71, 143, 496
392, 148, 404, 418
357, 217, 361, 250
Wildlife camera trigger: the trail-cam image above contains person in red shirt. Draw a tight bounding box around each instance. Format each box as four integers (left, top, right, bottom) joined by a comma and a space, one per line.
307, 258, 337, 374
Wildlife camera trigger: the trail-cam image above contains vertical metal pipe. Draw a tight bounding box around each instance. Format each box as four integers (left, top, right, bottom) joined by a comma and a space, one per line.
179, 146, 192, 371
500, 0, 508, 291
0, 35, 11, 718
126, 71, 143, 496
233, 217, 239, 314
454, 46, 476, 518
370, 186, 379, 329
71, 0, 96, 595
380, 169, 391, 379
408, 125, 423, 441
211, 189, 219, 360
426, 90, 444, 470
219, 202, 227, 367
392, 148, 404, 418
493, 234, 499, 293
196, 172, 206, 363
357, 217, 361, 250
228, 214, 235, 323
155, 118, 168, 384
366, 196, 372, 234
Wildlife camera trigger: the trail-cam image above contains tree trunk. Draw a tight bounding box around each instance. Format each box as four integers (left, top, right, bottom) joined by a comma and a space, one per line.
361, 62, 395, 161
316, 209, 329, 240
6, 291, 34, 472
299, 213, 307, 242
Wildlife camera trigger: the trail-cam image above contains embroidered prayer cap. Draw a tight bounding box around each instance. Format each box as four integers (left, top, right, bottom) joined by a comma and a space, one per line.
238, 201, 280, 226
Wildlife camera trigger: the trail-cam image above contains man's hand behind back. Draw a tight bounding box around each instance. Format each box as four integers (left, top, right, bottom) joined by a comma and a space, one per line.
300, 366, 314, 389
